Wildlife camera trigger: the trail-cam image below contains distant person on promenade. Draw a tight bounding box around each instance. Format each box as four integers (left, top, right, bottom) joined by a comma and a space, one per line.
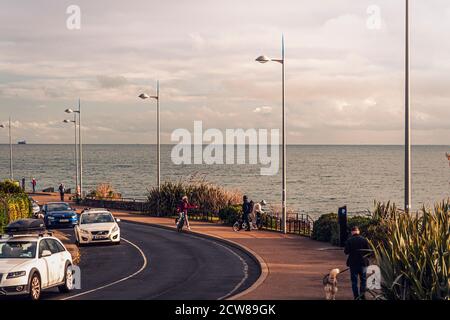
58, 183, 66, 201
344, 226, 370, 300
21, 177, 26, 191
31, 178, 37, 193
177, 196, 198, 231
242, 195, 252, 231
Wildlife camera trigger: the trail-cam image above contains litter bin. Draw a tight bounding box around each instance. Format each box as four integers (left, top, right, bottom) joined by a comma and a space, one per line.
338, 206, 348, 247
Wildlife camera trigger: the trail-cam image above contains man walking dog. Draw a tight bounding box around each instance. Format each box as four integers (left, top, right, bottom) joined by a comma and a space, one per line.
344, 226, 370, 299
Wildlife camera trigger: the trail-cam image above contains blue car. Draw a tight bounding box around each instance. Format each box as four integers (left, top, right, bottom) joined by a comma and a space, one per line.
42, 202, 78, 228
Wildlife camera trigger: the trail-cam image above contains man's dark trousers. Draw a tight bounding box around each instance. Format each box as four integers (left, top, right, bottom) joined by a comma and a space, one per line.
350, 266, 367, 299
243, 213, 250, 231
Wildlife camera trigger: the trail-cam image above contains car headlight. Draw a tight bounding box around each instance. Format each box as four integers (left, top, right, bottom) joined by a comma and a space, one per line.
112, 224, 119, 233
7, 271, 26, 279
80, 229, 90, 234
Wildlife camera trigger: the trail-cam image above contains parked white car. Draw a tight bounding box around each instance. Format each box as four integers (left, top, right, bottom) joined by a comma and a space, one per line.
0, 233, 73, 300
74, 209, 120, 245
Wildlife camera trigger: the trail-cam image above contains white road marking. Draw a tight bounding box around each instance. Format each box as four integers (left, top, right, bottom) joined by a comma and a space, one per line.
60, 237, 148, 300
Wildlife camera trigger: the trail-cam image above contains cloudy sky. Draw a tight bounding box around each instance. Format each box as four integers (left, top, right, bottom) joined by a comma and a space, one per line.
0, 0, 449, 144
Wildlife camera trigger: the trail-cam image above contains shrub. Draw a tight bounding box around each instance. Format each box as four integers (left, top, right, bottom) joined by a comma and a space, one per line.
311, 213, 337, 242
371, 200, 450, 300
218, 205, 242, 225
312, 211, 379, 245
88, 183, 121, 200
146, 176, 242, 216
0, 180, 24, 195
0, 195, 32, 232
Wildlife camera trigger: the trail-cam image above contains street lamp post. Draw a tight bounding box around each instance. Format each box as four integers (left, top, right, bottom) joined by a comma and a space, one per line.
139, 81, 161, 191
256, 36, 287, 234
65, 99, 83, 197
405, 0, 411, 213
0, 117, 13, 180
63, 115, 79, 198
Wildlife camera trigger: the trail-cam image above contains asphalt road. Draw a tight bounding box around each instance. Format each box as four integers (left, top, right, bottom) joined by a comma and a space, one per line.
41, 221, 260, 300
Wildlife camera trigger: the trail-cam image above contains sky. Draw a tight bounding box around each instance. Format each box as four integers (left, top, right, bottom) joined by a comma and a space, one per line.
0, 0, 450, 145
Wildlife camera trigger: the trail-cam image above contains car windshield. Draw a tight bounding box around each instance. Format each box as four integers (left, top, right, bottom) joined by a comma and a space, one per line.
81, 212, 114, 224
0, 241, 37, 259
47, 203, 70, 211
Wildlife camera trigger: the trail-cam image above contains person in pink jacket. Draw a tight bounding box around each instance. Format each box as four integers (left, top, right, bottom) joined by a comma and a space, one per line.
177, 196, 198, 231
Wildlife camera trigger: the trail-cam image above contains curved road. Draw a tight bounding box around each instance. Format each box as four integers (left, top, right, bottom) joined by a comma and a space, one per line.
41, 221, 260, 300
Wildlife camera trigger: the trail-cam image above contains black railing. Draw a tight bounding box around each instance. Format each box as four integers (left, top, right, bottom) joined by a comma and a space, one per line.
261, 212, 313, 236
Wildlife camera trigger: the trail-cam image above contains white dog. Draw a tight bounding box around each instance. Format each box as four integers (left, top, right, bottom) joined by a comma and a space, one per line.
323, 268, 340, 300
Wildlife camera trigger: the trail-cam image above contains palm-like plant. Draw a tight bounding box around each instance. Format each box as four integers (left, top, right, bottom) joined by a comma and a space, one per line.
371, 200, 450, 300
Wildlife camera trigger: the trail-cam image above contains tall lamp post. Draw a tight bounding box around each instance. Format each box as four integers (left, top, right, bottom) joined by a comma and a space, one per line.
405, 0, 411, 213
65, 99, 83, 197
0, 117, 14, 180
255, 36, 287, 234
63, 116, 79, 197
139, 81, 161, 191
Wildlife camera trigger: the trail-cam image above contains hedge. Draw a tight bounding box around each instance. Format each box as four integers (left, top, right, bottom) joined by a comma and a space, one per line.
0, 180, 32, 232
312, 212, 375, 245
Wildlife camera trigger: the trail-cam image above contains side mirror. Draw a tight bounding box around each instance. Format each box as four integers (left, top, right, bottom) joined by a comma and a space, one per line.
41, 250, 52, 257
116, 218, 121, 222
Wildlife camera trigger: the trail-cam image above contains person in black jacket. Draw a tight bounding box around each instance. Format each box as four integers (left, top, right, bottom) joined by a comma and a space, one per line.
344, 226, 370, 299
242, 195, 252, 231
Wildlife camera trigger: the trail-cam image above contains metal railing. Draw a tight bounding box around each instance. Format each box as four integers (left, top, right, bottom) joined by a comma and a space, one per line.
261, 212, 313, 236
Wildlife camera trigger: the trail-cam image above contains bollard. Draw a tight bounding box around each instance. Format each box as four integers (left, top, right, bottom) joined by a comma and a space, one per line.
338, 206, 348, 247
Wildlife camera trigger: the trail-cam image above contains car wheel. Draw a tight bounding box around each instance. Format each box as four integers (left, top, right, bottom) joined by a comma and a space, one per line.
114, 240, 121, 245
29, 273, 41, 301
58, 264, 73, 293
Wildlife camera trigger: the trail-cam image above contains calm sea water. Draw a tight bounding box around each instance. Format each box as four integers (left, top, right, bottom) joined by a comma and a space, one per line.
1, 144, 449, 218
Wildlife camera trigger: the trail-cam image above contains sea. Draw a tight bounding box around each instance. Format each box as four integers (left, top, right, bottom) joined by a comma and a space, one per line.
1, 144, 449, 218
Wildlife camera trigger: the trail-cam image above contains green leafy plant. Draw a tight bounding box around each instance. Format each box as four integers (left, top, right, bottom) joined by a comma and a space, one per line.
371, 200, 450, 300
311, 213, 337, 242
218, 205, 242, 225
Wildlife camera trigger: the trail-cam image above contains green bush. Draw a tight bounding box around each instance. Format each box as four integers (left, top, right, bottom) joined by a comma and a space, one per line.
311, 213, 337, 242
218, 205, 242, 225
0, 180, 24, 195
313, 212, 377, 245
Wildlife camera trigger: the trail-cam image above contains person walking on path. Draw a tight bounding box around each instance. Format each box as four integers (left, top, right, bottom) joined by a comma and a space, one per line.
177, 195, 198, 231
344, 226, 370, 299
242, 195, 252, 231
21, 177, 26, 191
58, 183, 66, 201
31, 178, 37, 193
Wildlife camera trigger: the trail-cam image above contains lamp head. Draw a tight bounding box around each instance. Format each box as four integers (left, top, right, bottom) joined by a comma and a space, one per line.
255, 55, 271, 63
63, 119, 71, 123
65, 108, 74, 114
139, 93, 150, 100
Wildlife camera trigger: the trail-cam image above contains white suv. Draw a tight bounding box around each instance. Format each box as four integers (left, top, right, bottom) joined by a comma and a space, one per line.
0, 234, 73, 300
74, 209, 121, 245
